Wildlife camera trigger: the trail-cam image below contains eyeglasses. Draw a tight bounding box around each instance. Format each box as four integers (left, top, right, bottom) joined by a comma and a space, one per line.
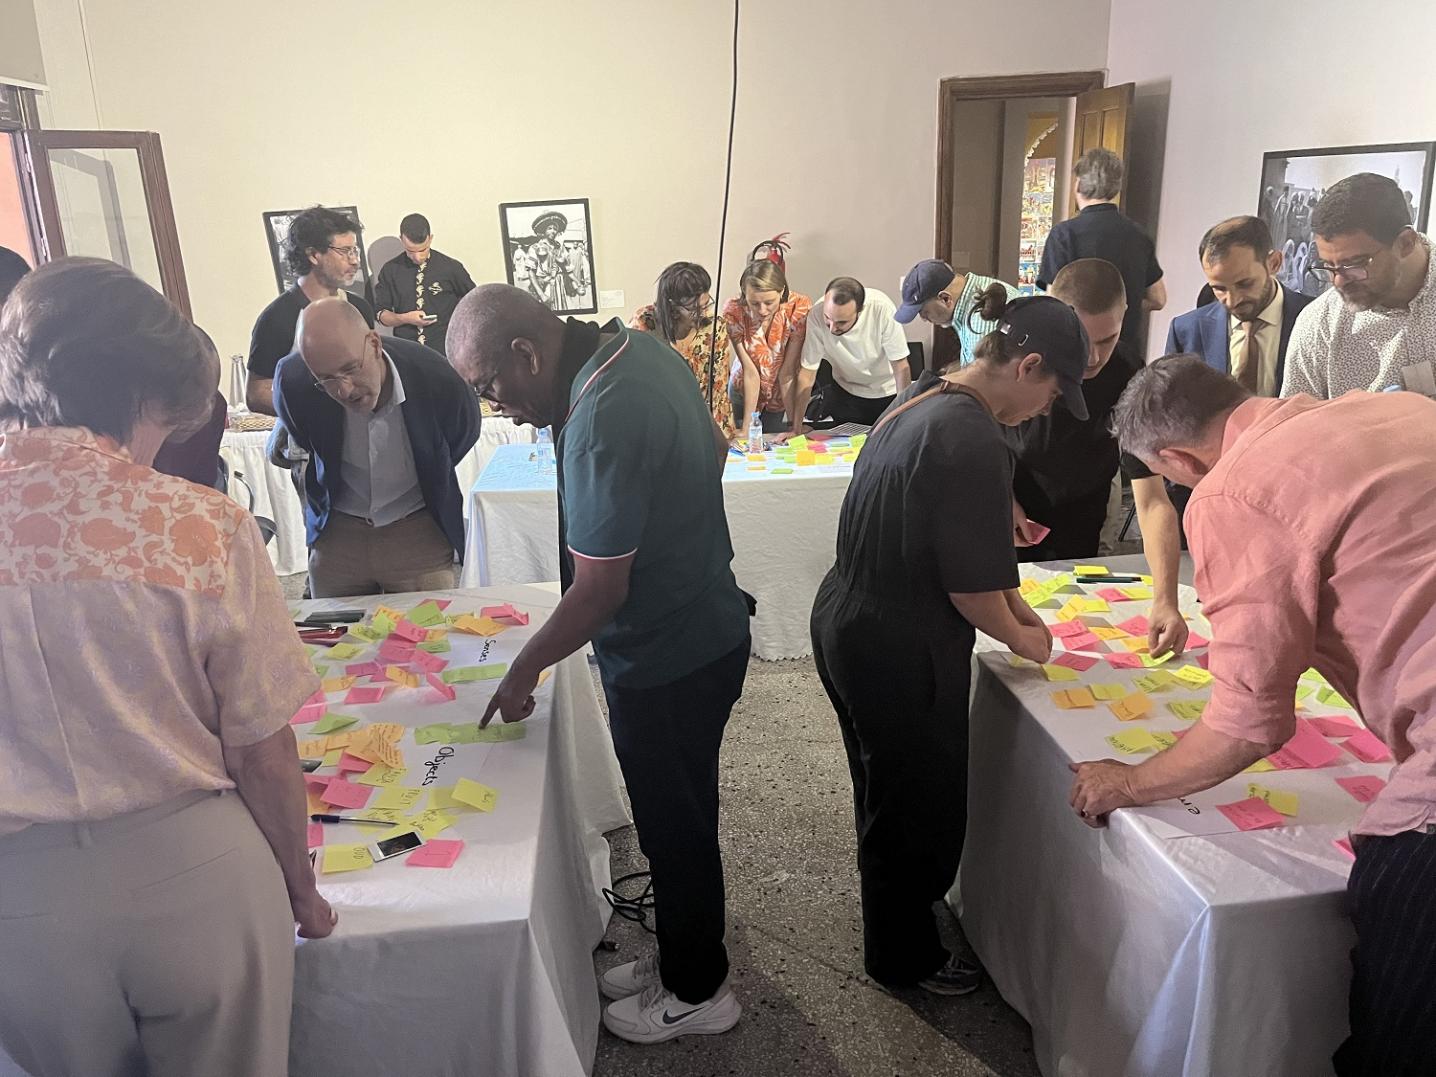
1308, 254, 1378, 283
327, 245, 362, 261
469, 354, 509, 404
312, 356, 368, 392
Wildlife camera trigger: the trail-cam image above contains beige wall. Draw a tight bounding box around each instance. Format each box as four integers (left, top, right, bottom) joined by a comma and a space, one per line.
0, 0, 47, 89
1107, 0, 1436, 359
31, 0, 1110, 384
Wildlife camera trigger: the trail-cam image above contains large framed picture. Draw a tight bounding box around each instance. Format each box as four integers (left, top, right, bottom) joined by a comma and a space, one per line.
1256, 142, 1435, 297
499, 198, 597, 315
262, 205, 373, 303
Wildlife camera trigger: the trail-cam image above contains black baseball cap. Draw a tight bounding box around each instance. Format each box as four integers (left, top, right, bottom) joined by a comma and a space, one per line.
895, 258, 955, 323
997, 296, 1091, 420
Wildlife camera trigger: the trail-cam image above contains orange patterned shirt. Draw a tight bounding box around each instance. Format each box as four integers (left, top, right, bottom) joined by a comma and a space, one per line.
0, 427, 318, 835
722, 294, 813, 415
630, 304, 736, 437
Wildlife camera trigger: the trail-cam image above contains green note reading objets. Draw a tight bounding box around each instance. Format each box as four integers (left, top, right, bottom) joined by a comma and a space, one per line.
442, 664, 509, 684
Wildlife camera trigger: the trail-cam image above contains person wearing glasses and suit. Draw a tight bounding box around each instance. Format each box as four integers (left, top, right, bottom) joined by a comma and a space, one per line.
273, 298, 480, 598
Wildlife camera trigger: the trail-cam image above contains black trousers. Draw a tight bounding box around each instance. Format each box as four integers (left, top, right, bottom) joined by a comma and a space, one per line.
1016, 484, 1112, 563
810, 578, 973, 984
602, 637, 751, 1003
822, 381, 894, 427
1333, 828, 1436, 1076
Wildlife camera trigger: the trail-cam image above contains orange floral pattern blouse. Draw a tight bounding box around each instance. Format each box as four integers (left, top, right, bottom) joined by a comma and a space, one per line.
0, 427, 318, 835
722, 293, 813, 416
630, 304, 736, 437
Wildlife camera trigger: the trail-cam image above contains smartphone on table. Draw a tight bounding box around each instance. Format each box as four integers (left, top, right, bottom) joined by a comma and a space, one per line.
368, 830, 426, 863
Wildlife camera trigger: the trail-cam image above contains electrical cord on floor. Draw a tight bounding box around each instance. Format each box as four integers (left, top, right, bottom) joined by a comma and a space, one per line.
603, 870, 656, 934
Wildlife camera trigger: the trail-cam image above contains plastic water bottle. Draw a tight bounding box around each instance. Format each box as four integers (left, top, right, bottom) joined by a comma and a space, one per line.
535, 427, 555, 476
747, 412, 764, 454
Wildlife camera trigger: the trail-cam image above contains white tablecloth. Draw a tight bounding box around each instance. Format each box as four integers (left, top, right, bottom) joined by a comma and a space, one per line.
955, 562, 1386, 1077
461, 443, 855, 660
220, 419, 536, 578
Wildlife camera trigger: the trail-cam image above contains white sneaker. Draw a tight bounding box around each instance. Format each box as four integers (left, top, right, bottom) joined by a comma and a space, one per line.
599, 953, 661, 1001
602, 982, 741, 1044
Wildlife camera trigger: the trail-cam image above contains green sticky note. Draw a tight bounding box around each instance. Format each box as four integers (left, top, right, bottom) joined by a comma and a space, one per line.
326, 642, 364, 661
371, 612, 396, 636
311, 712, 359, 735
1134, 670, 1180, 694
1167, 700, 1207, 721
348, 624, 384, 644
1139, 651, 1175, 667
474, 722, 527, 743
772, 467, 795, 475
418, 638, 452, 654
407, 601, 446, 628
447, 722, 484, 744
1150, 730, 1179, 750
1294, 684, 1315, 702
414, 723, 453, 745
442, 664, 509, 685
321, 747, 344, 767
1317, 686, 1352, 708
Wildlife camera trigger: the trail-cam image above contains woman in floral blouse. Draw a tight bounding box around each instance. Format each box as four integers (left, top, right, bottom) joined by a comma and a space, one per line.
631, 261, 735, 437
722, 240, 812, 439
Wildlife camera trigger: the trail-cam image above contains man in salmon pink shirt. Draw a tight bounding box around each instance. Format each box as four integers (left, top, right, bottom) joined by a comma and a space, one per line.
1068, 354, 1436, 1076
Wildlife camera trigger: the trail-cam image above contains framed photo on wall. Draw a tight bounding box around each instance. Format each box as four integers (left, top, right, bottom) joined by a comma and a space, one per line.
1256, 143, 1435, 297
262, 205, 374, 304
499, 198, 597, 315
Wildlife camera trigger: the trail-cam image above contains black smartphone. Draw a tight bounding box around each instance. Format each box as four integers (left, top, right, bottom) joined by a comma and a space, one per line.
297, 609, 365, 625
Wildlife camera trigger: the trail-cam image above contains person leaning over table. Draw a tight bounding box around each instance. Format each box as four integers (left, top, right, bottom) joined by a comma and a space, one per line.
1068, 355, 1436, 1077
631, 261, 736, 437
446, 285, 752, 1046
894, 257, 1020, 367
812, 292, 1098, 996
0, 258, 334, 1077
722, 240, 812, 438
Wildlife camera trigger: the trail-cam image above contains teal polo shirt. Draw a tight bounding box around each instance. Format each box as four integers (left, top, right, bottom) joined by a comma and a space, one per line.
558, 323, 750, 688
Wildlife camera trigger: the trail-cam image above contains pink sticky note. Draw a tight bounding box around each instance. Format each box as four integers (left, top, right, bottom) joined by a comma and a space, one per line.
426, 672, 457, 702
1216, 796, 1286, 831
1187, 632, 1210, 648
1050, 620, 1089, 639
1342, 729, 1393, 764
1308, 715, 1361, 738
1268, 726, 1344, 770
303, 773, 332, 791
1195, 652, 1211, 669
1026, 522, 1051, 543
1063, 632, 1103, 652
1106, 652, 1144, 669
337, 753, 372, 774
1095, 587, 1132, 603
411, 650, 449, 674
432, 598, 452, 611
307, 822, 325, 849
1333, 837, 1356, 860
1117, 615, 1150, 636
392, 619, 429, 642
344, 684, 388, 706
1051, 652, 1099, 672
1336, 775, 1387, 804
320, 778, 374, 810
290, 700, 327, 725
379, 640, 419, 664
481, 604, 530, 626
345, 661, 382, 678
406, 838, 464, 868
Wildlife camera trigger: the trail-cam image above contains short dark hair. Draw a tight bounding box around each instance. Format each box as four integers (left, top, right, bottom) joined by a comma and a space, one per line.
824, 276, 866, 311
652, 261, 712, 344
1198, 216, 1274, 264
284, 206, 361, 277
0, 245, 30, 307
1112, 353, 1251, 462
1311, 173, 1415, 244
1074, 148, 1123, 201
1047, 258, 1126, 314
400, 213, 430, 244
0, 257, 217, 444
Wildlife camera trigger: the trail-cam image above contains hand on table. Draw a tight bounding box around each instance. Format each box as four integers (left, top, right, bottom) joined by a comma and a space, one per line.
1011, 624, 1053, 664
1068, 759, 1140, 828
1147, 603, 1190, 658
770, 425, 812, 445
293, 888, 338, 939
481, 664, 538, 728
1011, 597, 1054, 651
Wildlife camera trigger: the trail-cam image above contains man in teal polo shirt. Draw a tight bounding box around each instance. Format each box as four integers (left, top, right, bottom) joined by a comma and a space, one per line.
446, 284, 751, 1045
895, 257, 1021, 367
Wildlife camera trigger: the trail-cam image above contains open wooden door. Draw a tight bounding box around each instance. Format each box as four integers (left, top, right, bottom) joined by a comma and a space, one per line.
1070, 82, 1134, 213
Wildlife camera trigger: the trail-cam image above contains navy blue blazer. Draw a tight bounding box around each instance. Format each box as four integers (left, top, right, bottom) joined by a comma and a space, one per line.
1164, 284, 1314, 390
274, 335, 481, 559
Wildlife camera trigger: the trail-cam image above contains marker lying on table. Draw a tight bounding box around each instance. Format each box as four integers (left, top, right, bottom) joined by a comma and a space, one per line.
1076, 574, 1144, 584
310, 814, 399, 827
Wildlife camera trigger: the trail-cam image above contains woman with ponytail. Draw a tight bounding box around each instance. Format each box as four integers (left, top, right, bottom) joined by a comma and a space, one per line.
721, 236, 812, 443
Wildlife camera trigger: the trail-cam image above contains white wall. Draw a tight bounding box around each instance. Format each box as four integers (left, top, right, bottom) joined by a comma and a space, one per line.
1107, 0, 1436, 358
32, 0, 1110, 382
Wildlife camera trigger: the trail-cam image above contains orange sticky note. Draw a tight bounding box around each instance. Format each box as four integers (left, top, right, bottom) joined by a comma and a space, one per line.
451, 614, 505, 637
1052, 687, 1096, 709
384, 665, 421, 689
1108, 692, 1153, 721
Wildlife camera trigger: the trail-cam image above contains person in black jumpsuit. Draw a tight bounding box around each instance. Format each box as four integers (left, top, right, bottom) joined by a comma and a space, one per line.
811, 291, 1091, 994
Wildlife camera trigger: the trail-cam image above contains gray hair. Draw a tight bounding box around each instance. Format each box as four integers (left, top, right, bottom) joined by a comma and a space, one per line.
1111, 354, 1252, 463
1075, 148, 1124, 201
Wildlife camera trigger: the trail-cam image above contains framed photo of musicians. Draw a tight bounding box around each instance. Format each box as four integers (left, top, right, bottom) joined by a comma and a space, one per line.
262, 205, 375, 304
1257, 143, 1434, 298
499, 198, 597, 315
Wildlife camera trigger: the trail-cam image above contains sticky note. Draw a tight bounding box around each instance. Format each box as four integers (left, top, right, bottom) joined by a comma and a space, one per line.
410, 649, 449, 674
1167, 700, 1208, 721
1187, 632, 1210, 648
414, 723, 452, 744
1106, 652, 1144, 670
1052, 687, 1096, 709
321, 748, 344, 767
1333, 837, 1356, 860
1150, 730, 1179, 750
1072, 597, 1110, 614
1121, 638, 1151, 654
1134, 670, 1179, 694
1049, 620, 1090, 639
345, 661, 382, 678
1095, 587, 1130, 603
336, 752, 373, 773
1173, 665, 1214, 689
347, 624, 385, 644
1106, 728, 1160, 754
1342, 729, 1393, 764
351, 807, 408, 827
324, 643, 364, 662
354, 763, 407, 788
1139, 651, 1176, 667
788, 435, 808, 450
297, 738, 330, 760
1041, 663, 1080, 682
1074, 565, 1108, 576
320, 675, 357, 694
378, 638, 418, 662
1216, 797, 1285, 831
1246, 783, 1300, 816
451, 778, 500, 812
392, 618, 429, 643
1299, 667, 1329, 687
320, 778, 375, 810
344, 684, 388, 706
290, 700, 327, 725
1091, 683, 1128, 701
311, 712, 359, 735
1051, 652, 1099, 672
1108, 692, 1153, 721
427, 786, 473, 812
1055, 602, 1083, 623
408, 809, 456, 839
1308, 715, 1360, 737
384, 665, 421, 689
1062, 632, 1103, 652
1116, 615, 1150, 636
1336, 775, 1387, 804
1317, 686, 1353, 709
425, 627, 448, 642
451, 614, 505, 637
473, 722, 527, 743
1120, 586, 1154, 600
306, 821, 324, 849
1294, 684, 1316, 703
447, 722, 484, 744
772, 467, 794, 475
406, 838, 464, 868
372, 785, 425, 811
321, 843, 374, 874
1268, 727, 1344, 770
1243, 757, 1277, 773
418, 638, 452, 654
406, 601, 446, 628
1091, 628, 1130, 642
443, 664, 508, 684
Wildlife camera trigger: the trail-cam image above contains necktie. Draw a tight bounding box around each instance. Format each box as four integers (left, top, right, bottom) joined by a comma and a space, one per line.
1236, 320, 1261, 392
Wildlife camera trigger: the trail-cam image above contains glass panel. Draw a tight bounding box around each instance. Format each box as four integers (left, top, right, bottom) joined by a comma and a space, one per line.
1, 136, 34, 262
45, 146, 161, 289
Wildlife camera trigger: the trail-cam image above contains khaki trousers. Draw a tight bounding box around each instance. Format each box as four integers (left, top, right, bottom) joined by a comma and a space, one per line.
0, 791, 294, 1077
308, 509, 458, 599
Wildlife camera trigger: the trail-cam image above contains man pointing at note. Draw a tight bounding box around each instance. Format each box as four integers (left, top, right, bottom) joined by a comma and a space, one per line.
1068, 355, 1436, 1076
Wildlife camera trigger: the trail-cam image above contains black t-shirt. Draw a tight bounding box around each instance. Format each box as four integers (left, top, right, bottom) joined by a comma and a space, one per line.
1007, 342, 1141, 511
373, 249, 476, 356
829, 372, 1018, 630
247, 286, 376, 379
1122, 450, 1153, 480
1038, 204, 1162, 348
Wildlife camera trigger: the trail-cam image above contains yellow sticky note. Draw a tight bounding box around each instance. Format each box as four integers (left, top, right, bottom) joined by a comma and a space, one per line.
1244, 757, 1277, 774
1091, 627, 1129, 641
347, 625, 384, 644
1134, 670, 1180, 694
409, 808, 456, 838
796, 451, 817, 466
1091, 682, 1128, 701
452, 777, 500, 812
297, 738, 329, 760
1055, 602, 1083, 623
1299, 667, 1329, 687
1052, 687, 1096, 709
321, 843, 374, 874
1150, 730, 1179, 750
1041, 663, 1081, 682
321, 748, 344, 767
1122, 637, 1151, 653
1317, 687, 1352, 708
788, 435, 809, 450
1173, 665, 1214, 689
1247, 783, 1300, 816
1167, 700, 1207, 721
1294, 684, 1315, 703
352, 807, 408, 828
1106, 728, 1160, 754
1108, 692, 1153, 721
373, 785, 425, 811
1019, 579, 1038, 595
1140, 651, 1176, 667
320, 675, 357, 694
537, 669, 553, 687
452, 614, 505, 637
1120, 586, 1154, 600
1074, 565, 1108, 576
326, 643, 364, 661
355, 763, 408, 788
1072, 597, 1110, 614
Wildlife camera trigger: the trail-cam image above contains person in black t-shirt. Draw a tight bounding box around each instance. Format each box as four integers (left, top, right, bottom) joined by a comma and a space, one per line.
373, 214, 476, 356
245, 207, 375, 416
811, 292, 1090, 999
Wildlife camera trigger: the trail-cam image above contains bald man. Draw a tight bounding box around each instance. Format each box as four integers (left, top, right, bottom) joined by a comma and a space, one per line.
447, 286, 751, 1045
273, 297, 480, 597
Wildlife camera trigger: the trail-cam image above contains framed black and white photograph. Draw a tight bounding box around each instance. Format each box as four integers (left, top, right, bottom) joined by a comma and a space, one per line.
499, 198, 597, 315
262, 205, 374, 303
1257, 143, 1435, 297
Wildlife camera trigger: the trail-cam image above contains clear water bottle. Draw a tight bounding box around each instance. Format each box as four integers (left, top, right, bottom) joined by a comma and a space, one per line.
535, 426, 555, 476
747, 412, 764, 454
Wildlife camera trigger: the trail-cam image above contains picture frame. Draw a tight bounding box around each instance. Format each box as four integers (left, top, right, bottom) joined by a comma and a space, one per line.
1256, 142, 1435, 297
499, 198, 597, 315
262, 205, 374, 304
